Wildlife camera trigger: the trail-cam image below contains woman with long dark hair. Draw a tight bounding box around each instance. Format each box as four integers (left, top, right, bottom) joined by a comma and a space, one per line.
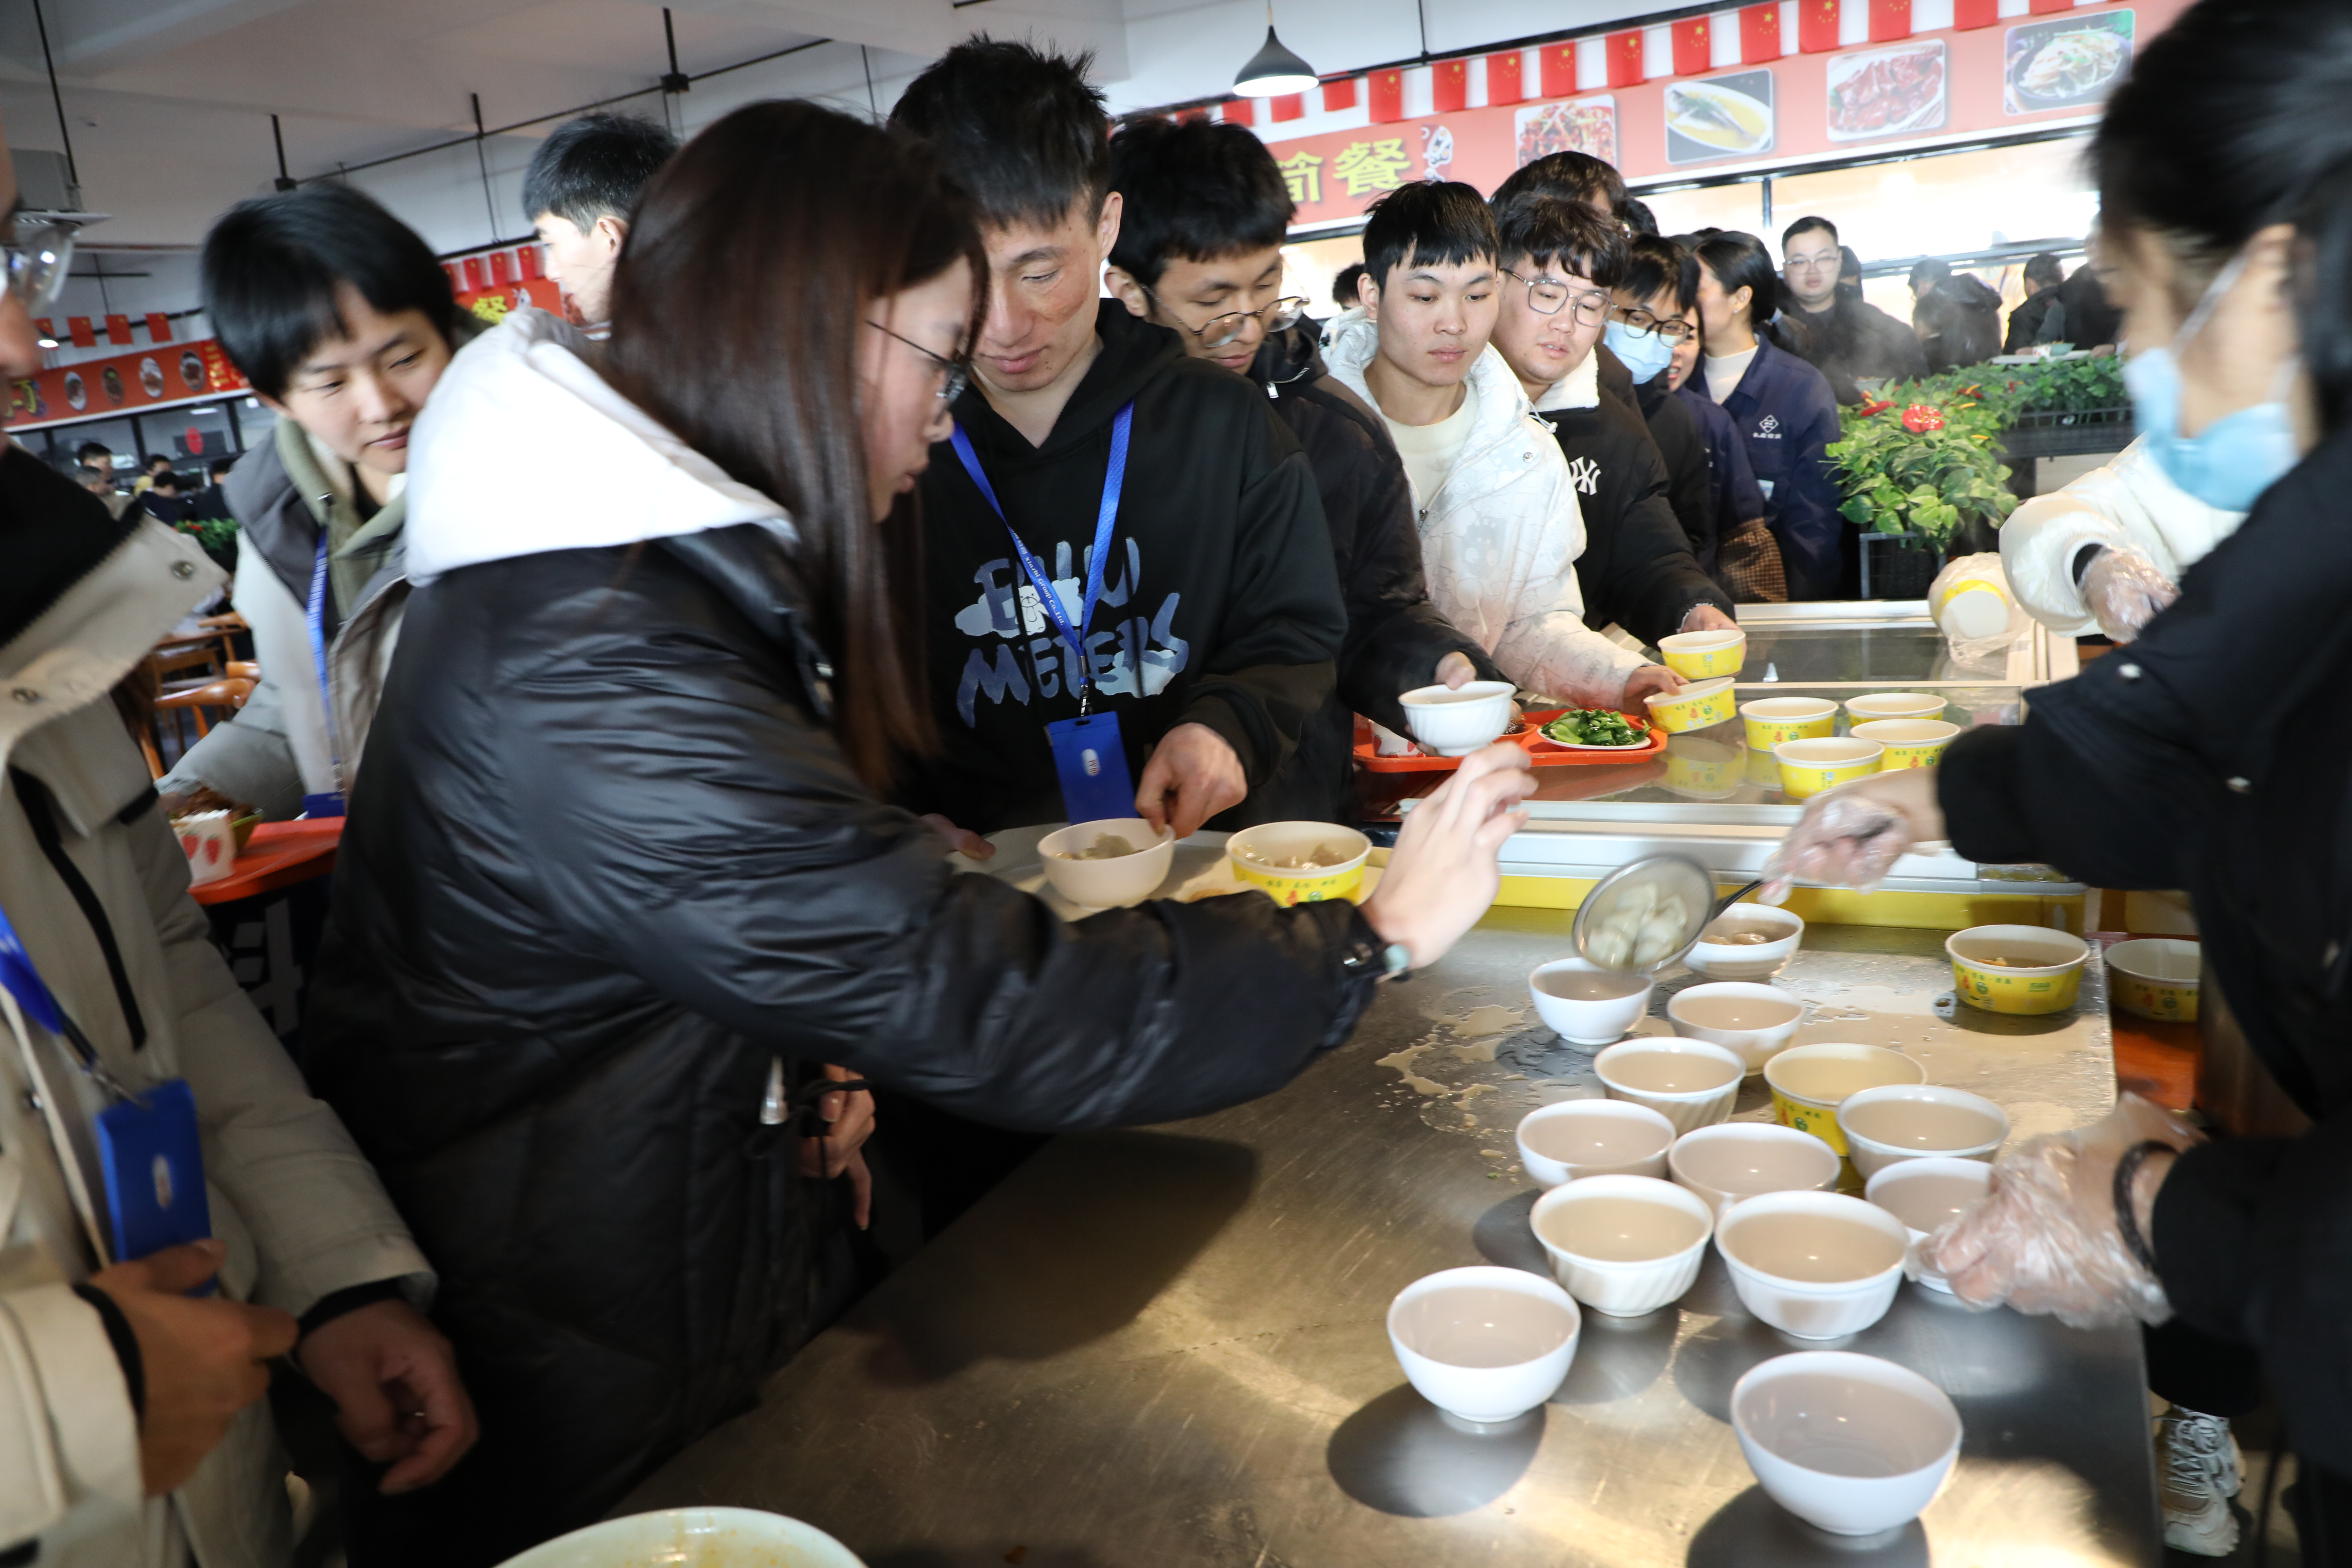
304, 100, 1532, 1563
1688, 231, 1848, 598
1766, 0, 2352, 1554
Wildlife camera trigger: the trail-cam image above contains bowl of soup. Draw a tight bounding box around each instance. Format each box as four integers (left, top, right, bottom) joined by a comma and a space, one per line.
1387, 1266, 1581, 1425
1836, 1085, 2008, 1179
1945, 924, 2088, 1015
1515, 1099, 1677, 1188
1225, 822, 1371, 906
1037, 818, 1175, 908
1667, 982, 1804, 1074
1593, 1037, 1744, 1133
1398, 680, 1516, 756
1684, 904, 1805, 981
1529, 1174, 1715, 1317
1763, 1044, 1926, 1155
1715, 1190, 1911, 1339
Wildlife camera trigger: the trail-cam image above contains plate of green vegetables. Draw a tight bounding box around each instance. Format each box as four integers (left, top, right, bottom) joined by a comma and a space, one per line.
1538, 709, 1653, 750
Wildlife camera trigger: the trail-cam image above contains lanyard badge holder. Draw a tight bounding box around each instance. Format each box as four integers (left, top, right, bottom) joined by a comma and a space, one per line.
0, 897, 212, 1280
302, 532, 346, 819
951, 403, 1140, 825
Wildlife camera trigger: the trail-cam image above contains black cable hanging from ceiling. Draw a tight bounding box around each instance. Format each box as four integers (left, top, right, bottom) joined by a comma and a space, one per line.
471, 92, 499, 245
660, 9, 691, 95
29, 0, 79, 196
271, 114, 296, 191
861, 45, 878, 122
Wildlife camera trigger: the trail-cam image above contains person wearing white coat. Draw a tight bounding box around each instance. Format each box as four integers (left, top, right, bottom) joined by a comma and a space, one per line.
1999, 435, 2245, 642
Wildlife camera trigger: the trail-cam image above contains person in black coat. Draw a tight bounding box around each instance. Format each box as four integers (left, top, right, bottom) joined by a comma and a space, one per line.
307, 101, 1536, 1566
2004, 252, 2068, 353
1909, 258, 2003, 372
1779, 217, 1927, 392
1104, 116, 1500, 823
1765, 5, 2352, 1552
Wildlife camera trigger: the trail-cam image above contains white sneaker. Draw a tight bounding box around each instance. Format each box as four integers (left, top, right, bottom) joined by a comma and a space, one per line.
2157, 1408, 2243, 1557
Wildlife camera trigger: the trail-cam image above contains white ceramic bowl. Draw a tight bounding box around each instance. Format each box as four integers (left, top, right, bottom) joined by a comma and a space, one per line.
1732, 1351, 1962, 1535
1764, 1043, 1929, 1156
1515, 1099, 1676, 1188
1035, 818, 1175, 908
1399, 680, 1516, 756
493, 1508, 866, 1568
1529, 1174, 1715, 1317
1593, 1037, 1744, 1134
1715, 1190, 1911, 1339
1528, 958, 1654, 1047
1667, 982, 1804, 1074
1684, 904, 1806, 981
1387, 1265, 1581, 1424
1836, 1085, 2009, 1180
1842, 692, 1949, 722
1668, 1123, 1842, 1217
1865, 1156, 1993, 1294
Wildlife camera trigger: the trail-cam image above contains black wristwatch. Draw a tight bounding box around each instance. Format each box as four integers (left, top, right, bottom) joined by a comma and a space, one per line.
1343, 938, 1414, 982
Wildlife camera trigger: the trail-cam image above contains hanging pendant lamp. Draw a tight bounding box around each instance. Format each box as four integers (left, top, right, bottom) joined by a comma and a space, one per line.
1233, 5, 1318, 98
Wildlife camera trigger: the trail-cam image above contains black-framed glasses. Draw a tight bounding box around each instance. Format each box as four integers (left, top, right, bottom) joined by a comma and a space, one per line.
1607, 303, 1696, 344
5, 213, 72, 316
1503, 271, 1611, 326
867, 320, 969, 404
1144, 287, 1309, 350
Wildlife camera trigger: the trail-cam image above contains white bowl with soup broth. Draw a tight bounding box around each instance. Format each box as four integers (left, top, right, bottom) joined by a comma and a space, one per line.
1668, 1123, 1842, 1217
1732, 1351, 1962, 1535
1684, 904, 1805, 981
1715, 1190, 1911, 1338
1386, 1265, 1581, 1424
1593, 1037, 1744, 1133
1036, 818, 1175, 908
1836, 1085, 2009, 1179
1865, 1156, 1994, 1293
1667, 982, 1804, 1074
1528, 1174, 1715, 1317
1398, 680, 1516, 756
1514, 1099, 1676, 1188
1528, 958, 1654, 1046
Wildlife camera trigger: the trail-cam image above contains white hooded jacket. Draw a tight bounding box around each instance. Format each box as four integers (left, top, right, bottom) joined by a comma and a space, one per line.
1320, 310, 1645, 706
2000, 436, 2246, 636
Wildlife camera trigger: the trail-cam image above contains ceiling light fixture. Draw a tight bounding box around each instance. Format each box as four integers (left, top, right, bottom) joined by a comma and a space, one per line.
1233, 5, 1317, 99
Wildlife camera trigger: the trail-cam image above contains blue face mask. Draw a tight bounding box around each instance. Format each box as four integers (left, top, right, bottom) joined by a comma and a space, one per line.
1604, 318, 1677, 385
2123, 251, 2300, 513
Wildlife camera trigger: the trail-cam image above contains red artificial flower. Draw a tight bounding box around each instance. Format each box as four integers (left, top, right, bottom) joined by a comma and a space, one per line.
1901, 404, 1945, 433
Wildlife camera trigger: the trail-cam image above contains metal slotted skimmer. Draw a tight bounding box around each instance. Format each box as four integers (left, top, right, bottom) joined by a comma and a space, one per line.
1573, 854, 1756, 975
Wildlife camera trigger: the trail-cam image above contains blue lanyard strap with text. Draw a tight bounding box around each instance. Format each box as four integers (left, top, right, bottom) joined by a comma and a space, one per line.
949, 401, 1134, 718
306, 532, 344, 778
0, 893, 125, 1097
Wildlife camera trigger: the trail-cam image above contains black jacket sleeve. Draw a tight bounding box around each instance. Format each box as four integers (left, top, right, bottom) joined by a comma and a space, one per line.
1580, 401, 1734, 646
1643, 393, 1719, 570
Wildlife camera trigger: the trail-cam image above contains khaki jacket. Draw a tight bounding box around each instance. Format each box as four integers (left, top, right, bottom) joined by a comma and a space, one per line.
0, 514, 433, 1566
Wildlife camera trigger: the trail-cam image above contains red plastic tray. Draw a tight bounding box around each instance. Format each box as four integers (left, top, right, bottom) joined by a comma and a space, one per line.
1354, 709, 1668, 772
190, 817, 345, 905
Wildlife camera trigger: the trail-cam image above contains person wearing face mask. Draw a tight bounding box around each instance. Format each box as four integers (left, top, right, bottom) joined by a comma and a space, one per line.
1762, 2, 2352, 1554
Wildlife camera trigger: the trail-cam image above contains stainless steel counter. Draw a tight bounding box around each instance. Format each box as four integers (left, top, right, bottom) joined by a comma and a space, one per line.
624, 914, 2160, 1567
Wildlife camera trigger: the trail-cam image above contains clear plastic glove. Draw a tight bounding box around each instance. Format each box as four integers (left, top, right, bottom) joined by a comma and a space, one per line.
1758, 768, 1944, 903
1925, 1093, 2202, 1329
2080, 546, 2179, 644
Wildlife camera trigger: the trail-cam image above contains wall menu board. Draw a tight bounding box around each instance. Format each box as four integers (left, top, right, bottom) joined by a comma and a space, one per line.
8, 340, 248, 431
1264, 0, 2180, 230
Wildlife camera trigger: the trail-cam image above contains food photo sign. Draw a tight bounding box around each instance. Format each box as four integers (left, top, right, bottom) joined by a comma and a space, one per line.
1260, 0, 2175, 230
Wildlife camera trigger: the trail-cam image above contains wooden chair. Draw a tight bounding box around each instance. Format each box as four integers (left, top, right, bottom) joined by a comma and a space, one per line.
146, 639, 222, 690
149, 677, 253, 775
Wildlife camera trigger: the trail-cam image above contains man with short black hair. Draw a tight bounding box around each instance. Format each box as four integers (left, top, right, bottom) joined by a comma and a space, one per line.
1486, 192, 1735, 645
522, 111, 678, 330
187, 454, 237, 522
157, 184, 463, 820
74, 439, 111, 481
1780, 215, 1925, 389
1322, 181, 1679, 709
889, 39, 1344, 842
1106, 114, 1498, 821
1488, 152, 1645, 415
138, 467, 186, 522
2005, 251, 2069, 352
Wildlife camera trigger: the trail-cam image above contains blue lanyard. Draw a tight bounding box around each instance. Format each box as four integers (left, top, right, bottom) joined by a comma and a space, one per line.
0, 896, 64, 1037
950, 401, 1133, 717
305, 532, 344, 778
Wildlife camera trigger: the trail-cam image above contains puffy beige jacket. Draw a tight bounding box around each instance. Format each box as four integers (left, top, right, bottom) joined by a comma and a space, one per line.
0, 511, 432, 1566
1999, 435, 2246, 636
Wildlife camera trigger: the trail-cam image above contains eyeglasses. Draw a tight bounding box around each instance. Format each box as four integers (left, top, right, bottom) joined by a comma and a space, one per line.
1143, 287, 1309, 350
1784, 255, 1841, 274
5, 214, 72, 315
1503, 271, 1612, 325
1606, 303, 1696, 344
867, 320, 970, 404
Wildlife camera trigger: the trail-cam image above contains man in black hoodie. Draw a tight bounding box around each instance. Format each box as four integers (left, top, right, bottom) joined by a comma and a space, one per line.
1102, 115, 1499, 822
1780, 216, 1927, 391
891, 40, 1344, 842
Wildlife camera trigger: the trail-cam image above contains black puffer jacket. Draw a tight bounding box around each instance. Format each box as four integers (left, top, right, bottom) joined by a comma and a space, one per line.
306, 312, 1383, 1564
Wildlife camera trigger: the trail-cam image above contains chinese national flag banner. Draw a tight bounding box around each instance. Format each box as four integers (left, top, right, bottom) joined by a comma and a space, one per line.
1605, 30, 1646, 88
442, 263, 460, 292
66, 316, 93, 348
517, 244, 542, 280
1368, 68, 1404, 122
146, 312, 171, 344
1222, 96, 1255, 125
1672, 18, 1712, 77
1868, 0, 1910, 40
1432, 58, 1468, 113
1321, 77, 1356, 112
1953, 0, 1999, 24
1270, 92, 1306, 121
462, 257, 487, 293
1486, 51, 1524, 105
1539, 42, 1578, 98
1740, 4, 1784, 62
1798, 0, 1840, 52
33, 318, 49, 340
104, 314, 131, 346
489, 251, 512, 287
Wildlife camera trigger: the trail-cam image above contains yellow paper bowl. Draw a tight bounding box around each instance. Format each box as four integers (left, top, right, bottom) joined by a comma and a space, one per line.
2105, 937, 2201, 1024
1226, 822, 1370, 906
1849, 719, 1961, 770
1739, 696, 1838, 750
1644, 677, 1740, 735
1945, 924, 2089, 1015
1773, 738, 1883, 801
1763, 1043, 1927, 1156
1659, 630, 1748, 679
1844, 692, 1948, 723
1662, 734, 1742, 798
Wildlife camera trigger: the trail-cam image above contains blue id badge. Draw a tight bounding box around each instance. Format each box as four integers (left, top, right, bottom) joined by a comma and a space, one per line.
95, 1078, 214, 1285
1047, 712, 1137, 825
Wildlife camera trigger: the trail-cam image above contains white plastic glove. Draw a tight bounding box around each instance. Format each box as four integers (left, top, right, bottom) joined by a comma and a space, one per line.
1925, 1093, 2202, 1330
2080, 546, 2179, 644
1758, 769, 1941, 903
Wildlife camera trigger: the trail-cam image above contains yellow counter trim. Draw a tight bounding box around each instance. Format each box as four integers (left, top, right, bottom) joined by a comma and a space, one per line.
1494, 876, 2084, 934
